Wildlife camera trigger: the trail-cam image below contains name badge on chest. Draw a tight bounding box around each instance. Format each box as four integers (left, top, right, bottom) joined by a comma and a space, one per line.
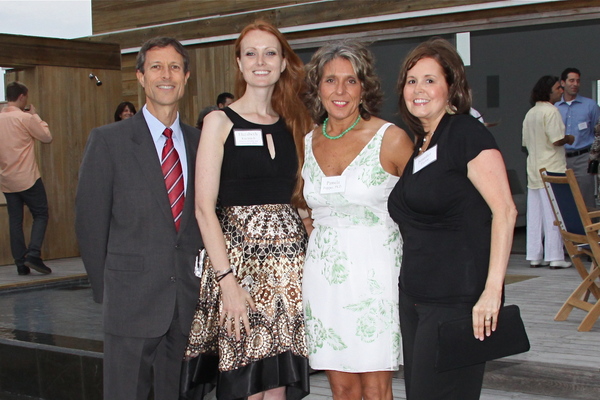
413, 145, 438, 173
234, 129, 264, 146
321, 175, 347, 194
578, 122, 588, 131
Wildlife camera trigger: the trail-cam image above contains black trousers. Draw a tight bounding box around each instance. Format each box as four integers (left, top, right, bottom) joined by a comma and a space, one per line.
3, 178, 49, 262
399, 290, 485, 400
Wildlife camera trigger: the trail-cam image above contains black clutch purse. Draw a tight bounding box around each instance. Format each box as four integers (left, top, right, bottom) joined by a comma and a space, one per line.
435, 305, 530, 372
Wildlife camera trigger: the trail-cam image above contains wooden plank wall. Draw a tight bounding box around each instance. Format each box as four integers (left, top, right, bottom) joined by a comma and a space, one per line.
91, 0, 600, 129
0, 66, 121, 265
88, 0, 600, 52
92, 0, 317, 34
0, 34, 121, 70
190, 44, 237, 117
122, 42, 237, 127
90, 0, 501, 49
0, 107, 4, 206
120, 55, 141, 112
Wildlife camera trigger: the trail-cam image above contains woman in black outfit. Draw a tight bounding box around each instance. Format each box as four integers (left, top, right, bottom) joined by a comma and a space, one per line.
181, 20, 313, 400
387, 38, 517, 399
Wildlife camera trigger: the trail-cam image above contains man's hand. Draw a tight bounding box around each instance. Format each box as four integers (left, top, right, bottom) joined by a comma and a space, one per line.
565, 134, 575, 145
25, 104, 36, 114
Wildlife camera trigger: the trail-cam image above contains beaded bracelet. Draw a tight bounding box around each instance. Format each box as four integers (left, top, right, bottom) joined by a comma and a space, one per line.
216, 269, 233, 282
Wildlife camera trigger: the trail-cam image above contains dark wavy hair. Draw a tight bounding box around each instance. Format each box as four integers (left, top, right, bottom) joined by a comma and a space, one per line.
304, 39, 382, 124
114, 101, 137, 121
234, 20, 312, 208
397, 37, 471, 141
530, 75, 559, 106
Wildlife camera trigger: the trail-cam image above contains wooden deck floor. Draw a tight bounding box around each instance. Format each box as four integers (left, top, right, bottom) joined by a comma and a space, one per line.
306, 254, 600, 400
307, 371, 584, 400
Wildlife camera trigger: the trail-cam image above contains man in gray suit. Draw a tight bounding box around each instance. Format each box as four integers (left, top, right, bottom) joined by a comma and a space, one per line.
76, 37, 202, 400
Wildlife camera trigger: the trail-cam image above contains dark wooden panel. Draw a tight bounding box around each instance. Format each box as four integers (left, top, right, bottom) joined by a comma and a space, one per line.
86, 0, 500, 49
115, 0, 599, 138
279, 0, 600, 44
87, 0, 600, 52
186, 44, 237, 125
119, 55, 141, 108
92, 0, 316, 34
0, 34, 121, 70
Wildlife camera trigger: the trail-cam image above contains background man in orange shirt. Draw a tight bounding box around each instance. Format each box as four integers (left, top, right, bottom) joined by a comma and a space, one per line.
0, 82, 53, 275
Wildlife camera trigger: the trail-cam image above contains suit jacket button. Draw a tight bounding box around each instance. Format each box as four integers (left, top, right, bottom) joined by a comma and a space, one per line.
170, 276, 176, 282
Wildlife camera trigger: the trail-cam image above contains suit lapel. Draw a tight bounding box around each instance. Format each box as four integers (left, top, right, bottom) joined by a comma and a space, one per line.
130, 113, 175, 228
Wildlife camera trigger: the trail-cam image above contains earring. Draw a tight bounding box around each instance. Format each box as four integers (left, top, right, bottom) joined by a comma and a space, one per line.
445, 103, 457, 115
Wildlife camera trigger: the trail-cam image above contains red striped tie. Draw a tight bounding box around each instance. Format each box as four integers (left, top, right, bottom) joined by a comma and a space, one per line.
161, 128, 185, 231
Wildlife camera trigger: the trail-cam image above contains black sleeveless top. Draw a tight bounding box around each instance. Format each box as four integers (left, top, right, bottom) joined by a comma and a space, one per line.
218, 107, 298, 206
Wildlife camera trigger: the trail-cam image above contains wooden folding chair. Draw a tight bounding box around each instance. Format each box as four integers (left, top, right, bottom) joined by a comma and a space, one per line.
540, 168, 600, 331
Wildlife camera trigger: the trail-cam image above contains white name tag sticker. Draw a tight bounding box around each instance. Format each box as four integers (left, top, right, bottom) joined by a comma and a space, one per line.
234, 129, 263, 146
321, 175, 346, 194
578, 122, 588, 131
413, 145, 438, 173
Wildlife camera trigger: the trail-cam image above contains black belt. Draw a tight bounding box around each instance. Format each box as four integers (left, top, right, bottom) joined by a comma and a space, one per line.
566, 147, 591, 158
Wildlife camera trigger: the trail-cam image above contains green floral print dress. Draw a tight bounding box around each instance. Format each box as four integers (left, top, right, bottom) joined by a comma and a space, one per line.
302, 122, 403, 372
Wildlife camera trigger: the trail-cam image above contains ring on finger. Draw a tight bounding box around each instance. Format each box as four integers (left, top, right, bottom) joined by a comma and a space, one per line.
485, 316, 491, 321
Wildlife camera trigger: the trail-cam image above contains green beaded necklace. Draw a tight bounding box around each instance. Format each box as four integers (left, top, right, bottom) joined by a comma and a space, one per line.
322, 115, 361, 140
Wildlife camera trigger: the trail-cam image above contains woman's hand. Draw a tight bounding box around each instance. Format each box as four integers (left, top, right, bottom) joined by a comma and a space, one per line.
298, 208, 314, 236
218, 274, 256, 341
472, 288, 502, 340
302, 217, 314, 236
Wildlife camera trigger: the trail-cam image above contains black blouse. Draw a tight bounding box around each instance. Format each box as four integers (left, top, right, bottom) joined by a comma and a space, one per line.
218, 107, 297, 206
388, 114, 500, 304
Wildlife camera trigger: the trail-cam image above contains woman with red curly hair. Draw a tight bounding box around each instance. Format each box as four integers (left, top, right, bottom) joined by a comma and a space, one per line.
181, 20, 313, 400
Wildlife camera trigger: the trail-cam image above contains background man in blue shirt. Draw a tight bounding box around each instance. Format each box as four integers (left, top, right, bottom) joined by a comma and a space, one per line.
555, 67, 600, 209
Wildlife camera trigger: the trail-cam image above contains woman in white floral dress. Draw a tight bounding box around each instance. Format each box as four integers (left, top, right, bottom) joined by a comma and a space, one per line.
301, 40, 413, 399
